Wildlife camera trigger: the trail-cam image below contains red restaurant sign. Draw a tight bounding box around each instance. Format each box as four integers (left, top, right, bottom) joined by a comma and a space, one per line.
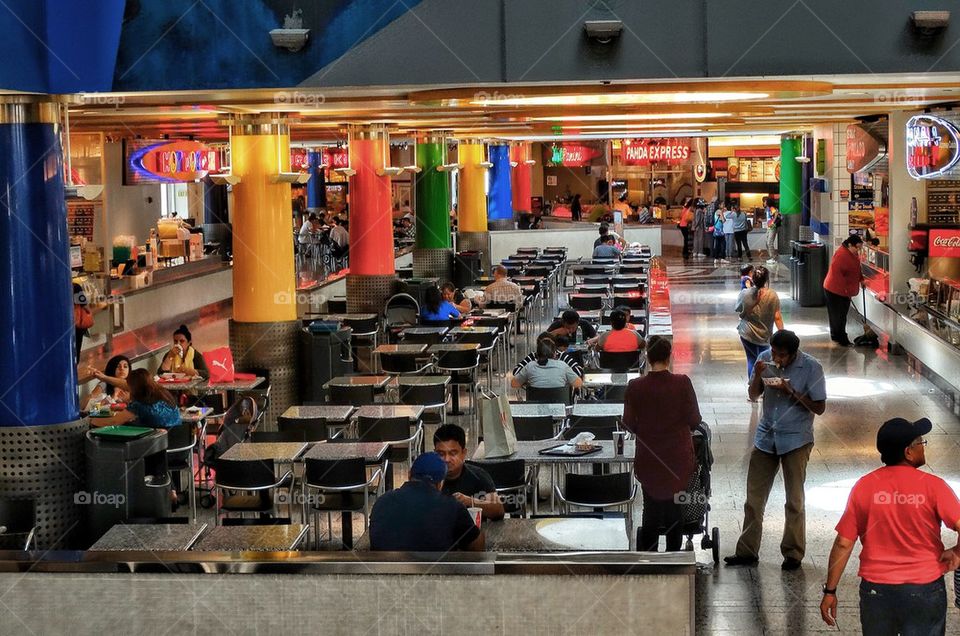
929, 229, 960, 258
846, 124, 886, 173
546, 142, 604, 167
324, 147, 350, 169
906, 115, 960, 179
621, 138, 691, 166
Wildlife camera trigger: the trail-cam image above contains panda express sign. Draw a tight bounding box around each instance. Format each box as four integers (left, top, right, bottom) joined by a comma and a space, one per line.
621, 138, 693, 166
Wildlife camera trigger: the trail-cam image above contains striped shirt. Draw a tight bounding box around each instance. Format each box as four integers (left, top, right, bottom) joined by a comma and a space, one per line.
513, 352, 583, 378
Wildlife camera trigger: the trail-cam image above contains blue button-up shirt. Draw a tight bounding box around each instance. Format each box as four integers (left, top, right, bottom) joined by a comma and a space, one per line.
754, 350, 826, 455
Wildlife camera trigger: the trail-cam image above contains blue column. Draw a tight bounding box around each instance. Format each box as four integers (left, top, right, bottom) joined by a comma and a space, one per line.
306, 150, 326, 210
0, 103, 78, 426
487, 144, 513, 229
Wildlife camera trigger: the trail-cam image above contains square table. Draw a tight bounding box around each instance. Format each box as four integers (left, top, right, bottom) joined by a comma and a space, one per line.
427, 342, 480, 353
219, 441, 309, 463
89, 523, 208, 552
281, 405, 355, 422
509, 402, 566, 420
397, 374, 451, 387
201, 376, 266, 393
401, 327, 449, 337
323, 375, 392, 389
192, 524, 309, 552
304, 441, 389, 464
449, 326, 499, 336
482, 517, 628, 551
373, 344, 428, 355
582, 373, 641, 389
571, 403, 624, 418
469, 308, 508, 318
480, 439, 635, 465
354, 404, 425, 422
311, 313, 378, 322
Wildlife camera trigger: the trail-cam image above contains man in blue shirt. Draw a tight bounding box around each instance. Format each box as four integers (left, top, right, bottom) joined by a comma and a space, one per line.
592, 235, 621, 260
725, 330, 826, 570
369, 452, 485, 552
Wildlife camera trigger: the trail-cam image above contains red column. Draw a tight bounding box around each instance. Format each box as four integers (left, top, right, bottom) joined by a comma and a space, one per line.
348, 125, 395, 276
511, 143, 533, 213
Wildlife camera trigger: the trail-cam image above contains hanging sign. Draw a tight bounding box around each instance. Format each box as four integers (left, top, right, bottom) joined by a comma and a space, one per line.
929, 229, 960, 258
324, 146, 350, 169
291, 148, 310, 171
544, 142, 604, 167
126, 139, 220, 184
846, 124, 887, 174
906, 115, 960, 179
620, 138, 692, 166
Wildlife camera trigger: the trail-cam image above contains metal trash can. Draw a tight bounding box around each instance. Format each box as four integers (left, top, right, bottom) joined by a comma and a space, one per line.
300, 323, 353, 403
790, 241, 827, 307
84, 429, 169, 542
453, 250, 483, 290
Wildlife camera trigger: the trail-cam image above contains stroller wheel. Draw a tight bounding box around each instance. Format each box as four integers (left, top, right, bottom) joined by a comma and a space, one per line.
711, 527, 720, 565
700, 535, 710, 550
199, 494, 215, 509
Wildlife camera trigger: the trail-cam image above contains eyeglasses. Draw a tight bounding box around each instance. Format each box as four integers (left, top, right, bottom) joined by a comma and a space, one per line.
910, 439, 928, 448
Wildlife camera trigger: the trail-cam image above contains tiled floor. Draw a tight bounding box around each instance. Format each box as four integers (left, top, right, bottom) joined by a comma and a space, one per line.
668, 256, 960, 635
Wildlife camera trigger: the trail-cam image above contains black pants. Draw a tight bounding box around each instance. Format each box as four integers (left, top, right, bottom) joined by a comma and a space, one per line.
712, 235, 725, 260
679, 226, 691, 258
734, 230, 750, 258
639, 487, 684, 552
75, 328, 87, 367
824, 289, 852, 344
859, 578, 946, 636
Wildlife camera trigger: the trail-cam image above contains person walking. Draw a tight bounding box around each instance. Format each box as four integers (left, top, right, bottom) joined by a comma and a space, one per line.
622, 336, 702, 552
725, 330, 826, 570
764, 199, 781, 263
735, 266, 784, 379
570, 193, 582, 222
712, 206, 727, 265
691, 200, 706, 260
823, 234, 865, 347
678, 201, 694, 260
723, 203, 736, 264
820, 417, 960, 635
733, 205, 751, 259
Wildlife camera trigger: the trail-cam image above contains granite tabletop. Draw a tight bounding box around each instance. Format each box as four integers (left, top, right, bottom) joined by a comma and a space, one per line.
449, 326, 499, 335
427, 343, 480, 352
311, 313, 378, 322
509, 403, 566, 419
192, 524, 309, 552
219, 441, 309, 462
477, 439, 635, 464
89, 523, 208, 551
397, 375, 452, 386
281, 405, 355, 422
582, 373, 641, 388
305, 441, 389, 463
355, 404, 425, 421
571, 403, 624, 417
324, 375, 391, 388
401, 327, 449, 336
374, 344, 429, 354
199, 377, 266, 392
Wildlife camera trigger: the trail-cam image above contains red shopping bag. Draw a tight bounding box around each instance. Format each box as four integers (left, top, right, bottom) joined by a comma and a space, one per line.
203, 347, 235, 383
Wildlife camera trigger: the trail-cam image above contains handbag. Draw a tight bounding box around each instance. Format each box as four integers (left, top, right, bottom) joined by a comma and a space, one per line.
202, 347, 235, 383
479, 388, 517, 458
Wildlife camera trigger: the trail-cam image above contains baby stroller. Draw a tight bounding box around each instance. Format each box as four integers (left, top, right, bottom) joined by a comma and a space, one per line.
198, 396, 260, 508
384, 293, 420, 343
680, 421, 719, 564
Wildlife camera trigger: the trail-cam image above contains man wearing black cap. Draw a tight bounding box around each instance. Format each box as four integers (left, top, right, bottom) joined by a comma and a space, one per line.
820, 418, 960, 634
369, 452, 485, 552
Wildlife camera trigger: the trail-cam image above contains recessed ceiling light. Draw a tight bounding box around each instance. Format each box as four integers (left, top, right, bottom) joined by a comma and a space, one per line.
471, 92, 768, 107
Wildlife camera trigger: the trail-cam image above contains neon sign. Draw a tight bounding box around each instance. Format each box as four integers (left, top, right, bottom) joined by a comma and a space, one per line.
621, 139, 691, 166
906, 115, 960, 179
546, 142, 603, 167
126, 140, 220, 184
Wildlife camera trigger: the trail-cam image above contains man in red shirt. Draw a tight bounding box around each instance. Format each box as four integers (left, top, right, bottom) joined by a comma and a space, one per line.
820, 417, 960, 634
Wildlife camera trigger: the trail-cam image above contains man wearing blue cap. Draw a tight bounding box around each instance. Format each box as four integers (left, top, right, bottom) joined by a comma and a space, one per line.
369, 452, 485, 552
820, 417, 960, 634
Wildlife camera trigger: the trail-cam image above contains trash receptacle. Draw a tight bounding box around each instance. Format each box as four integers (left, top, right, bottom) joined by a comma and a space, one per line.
453, 251, 483, 290
300, 323, 353, 403
84, 428, 169, 542
791, 240, 827, 307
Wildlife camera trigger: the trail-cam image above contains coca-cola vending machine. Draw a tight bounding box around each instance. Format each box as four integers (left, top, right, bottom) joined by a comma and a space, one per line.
926, 228, 960, 322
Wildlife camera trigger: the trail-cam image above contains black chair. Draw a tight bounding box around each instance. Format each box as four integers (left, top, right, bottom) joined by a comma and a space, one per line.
379, 351, 432, 375
597, 350, 642, 373
302, 456, 384, 549
576, 284, 608, 296
619, 265, 646, 276
525, 385, 572, 406
221, 517, 293, 526
328, 383, 377, 406
357, 415, 423, 467
276, 416, 328, 442
524, 265, 552, 278
569, 295, 603, 311
563, 415, 619, 440
466, 459, 532, 517
399, 380, 448, 425
512, 415, 558, 441
420, 317, 466, 328
213, 458, 293, 524
166, 422, 200, 520
454, 331, 499, 387
0, 498, 35, 550
401, 329, 446, 345
555, 472, 637, 537
613, 295, 647, 311
250, 430, 307, 443
327, 297, 348, 313
342, 316, 380, 372
434, 348, 481, 425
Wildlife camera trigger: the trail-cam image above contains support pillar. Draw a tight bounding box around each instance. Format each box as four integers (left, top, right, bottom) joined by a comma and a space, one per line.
511, 143, 533, 217
413, 133, 453, 280
0, 97, 85, 548
779, 135, 804, 247
346, 125, 397, 313
457, 139, 490, 272
487, 143, 514, 231
227, 116, 300, 428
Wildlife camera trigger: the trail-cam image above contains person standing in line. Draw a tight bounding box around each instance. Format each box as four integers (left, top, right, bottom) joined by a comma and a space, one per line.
723, 202, 736, 264
692, 200, 706, 260
712, 205, 727, 265
820, 417, 960, 635
725, 330, 826, 570
622, 336, 702, 552
823, 234, 865, 347
764, 198, 781, 263
735, 266, 784, 379
570, 193, 582, 222
73, 283, 94, 367
733, 205, 751, 259
678, 201, 695, 260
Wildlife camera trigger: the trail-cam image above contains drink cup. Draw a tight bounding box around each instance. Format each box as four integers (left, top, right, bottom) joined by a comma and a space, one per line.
613, 431, 626, 456
468, 507, 482, 528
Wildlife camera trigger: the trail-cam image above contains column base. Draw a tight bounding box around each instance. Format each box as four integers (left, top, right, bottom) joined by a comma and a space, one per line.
0, 419, 86, 548
346, 274, 398, 314
229, 320, 301, 430
488, 219, 515, 231
413, 248, 454, 281
457, 231, 491, 273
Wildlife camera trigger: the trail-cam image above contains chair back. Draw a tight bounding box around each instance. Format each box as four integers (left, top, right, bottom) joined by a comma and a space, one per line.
401, 330, 445, 345
357, 416, 412, 443
597, 350, 642, 373
165, 422, 197, 454
204, 396, 258, 465
277, 416, 328, 441
435, 349, 480, 371
563, 416, 618, 440
524, 266, 552, 277
328, 384, 376, 406
525, 385, 571, 406
399, 383, 447, 409
569, 295, 603, 311
472, 316, 509, 334
214, 458, 279, 489
466, 459, 526, 490
454, 331, 497, 349
485, 301, 519, 312
563, 472, 634, 507
576, 285, 608, 296
512, 416, 556, 441
304, 457, 367, 488
379, 352, 423, 374
250, 430, 307, 443
343, 316, 379, 336
419, 317, 466, 328
613, 295, 646, 310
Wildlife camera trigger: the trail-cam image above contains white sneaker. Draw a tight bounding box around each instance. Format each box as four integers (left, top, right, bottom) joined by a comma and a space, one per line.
765, 258, 777, 264
713, 259, 718, 265
720, 259, 730, 264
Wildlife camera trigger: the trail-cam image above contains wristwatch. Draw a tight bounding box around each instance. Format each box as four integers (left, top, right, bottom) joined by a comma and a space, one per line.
822, 585, 837, 596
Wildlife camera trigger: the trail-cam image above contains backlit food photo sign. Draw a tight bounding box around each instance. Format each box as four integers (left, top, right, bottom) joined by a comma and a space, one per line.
906, 115, 960, 179
621, 139, 691, 166
128, 140, 220, 183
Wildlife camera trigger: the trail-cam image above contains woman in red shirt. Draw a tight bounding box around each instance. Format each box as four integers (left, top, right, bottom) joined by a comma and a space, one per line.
622, 336, 702, 551
823, 235, 865, 347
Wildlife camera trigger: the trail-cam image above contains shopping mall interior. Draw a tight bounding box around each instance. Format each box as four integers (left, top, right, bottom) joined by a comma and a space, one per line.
3, 1, 960, 633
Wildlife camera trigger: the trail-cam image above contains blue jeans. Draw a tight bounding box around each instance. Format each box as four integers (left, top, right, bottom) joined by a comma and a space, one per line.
860, 577, 946, 636
740, 338, 769, 379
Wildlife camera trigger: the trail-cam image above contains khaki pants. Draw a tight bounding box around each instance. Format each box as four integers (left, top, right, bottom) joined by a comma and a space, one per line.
734, 443, 813, 561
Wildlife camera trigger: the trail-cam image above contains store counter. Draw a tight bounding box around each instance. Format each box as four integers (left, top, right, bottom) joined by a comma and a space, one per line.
489, 225, 663, 263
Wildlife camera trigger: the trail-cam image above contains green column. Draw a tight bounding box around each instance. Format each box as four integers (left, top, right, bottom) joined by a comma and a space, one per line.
415, 138, 451, 249
779, 136, 803, 215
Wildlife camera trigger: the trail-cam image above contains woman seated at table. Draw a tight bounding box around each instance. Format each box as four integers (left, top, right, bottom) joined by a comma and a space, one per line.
441, 281, 472, 314
420, 285, 462, 322
109, 369, 182, 429
84, 354, 131, 410
590, 309, 646, 353
158, 324, 209, 379
513, 332, 583, 378
510, 339, 583, 392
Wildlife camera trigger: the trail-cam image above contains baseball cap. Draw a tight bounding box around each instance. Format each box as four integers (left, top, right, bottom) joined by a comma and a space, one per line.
876, 417, 932, 464
410, 452, 447, 484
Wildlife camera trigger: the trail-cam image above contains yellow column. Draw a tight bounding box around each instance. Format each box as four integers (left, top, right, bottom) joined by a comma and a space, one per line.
457, 140, 488, 233
229, 118, 297, 322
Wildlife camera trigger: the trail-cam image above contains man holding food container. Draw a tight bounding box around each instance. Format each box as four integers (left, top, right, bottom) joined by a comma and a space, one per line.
725, 330, 827, 571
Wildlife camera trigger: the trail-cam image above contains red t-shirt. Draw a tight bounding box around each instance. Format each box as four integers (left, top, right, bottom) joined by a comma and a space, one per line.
836, 465, 960, 585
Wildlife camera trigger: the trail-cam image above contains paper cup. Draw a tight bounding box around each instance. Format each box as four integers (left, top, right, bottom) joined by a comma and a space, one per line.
468, 507, 482, 528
